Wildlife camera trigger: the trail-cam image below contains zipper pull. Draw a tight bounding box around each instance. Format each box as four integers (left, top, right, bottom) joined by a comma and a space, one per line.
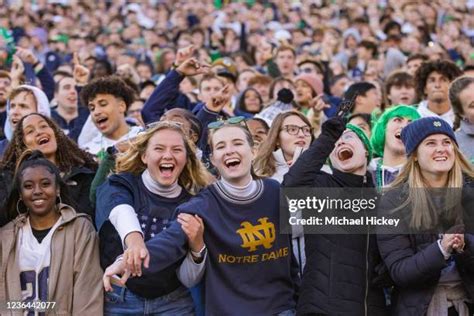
363, 175, 367, 184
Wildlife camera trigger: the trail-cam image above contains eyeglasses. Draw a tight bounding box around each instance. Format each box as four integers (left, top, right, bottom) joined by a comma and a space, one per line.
207, 116, 247, 130
281, 124, 312, 136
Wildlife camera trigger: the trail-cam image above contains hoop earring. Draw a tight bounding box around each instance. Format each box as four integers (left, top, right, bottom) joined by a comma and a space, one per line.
16, 199, 24, 216
56, 195, 62, 205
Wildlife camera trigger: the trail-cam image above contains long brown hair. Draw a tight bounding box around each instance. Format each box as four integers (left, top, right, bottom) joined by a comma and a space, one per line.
254, 111, 313, 178
116, 121, 211, 194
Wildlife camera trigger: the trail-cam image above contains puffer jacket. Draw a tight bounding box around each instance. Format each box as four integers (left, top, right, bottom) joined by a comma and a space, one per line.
377, 182, 474, 316
283, 117, 387, 315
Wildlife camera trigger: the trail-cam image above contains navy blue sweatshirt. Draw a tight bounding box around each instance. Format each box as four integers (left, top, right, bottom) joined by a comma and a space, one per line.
95, 172, 191, 298
142, 178, 297, 315
141, 70, 196, 125
51, 106, 89, 142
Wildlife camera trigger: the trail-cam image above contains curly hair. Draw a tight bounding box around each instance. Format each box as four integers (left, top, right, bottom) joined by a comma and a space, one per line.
414, 60, 463, 101
80, 75, 135, 110
1, 113, 97, 173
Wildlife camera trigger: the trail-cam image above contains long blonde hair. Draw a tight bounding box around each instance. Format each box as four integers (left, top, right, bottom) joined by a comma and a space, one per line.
116, 121, 211, 194
390, 142, 474, 230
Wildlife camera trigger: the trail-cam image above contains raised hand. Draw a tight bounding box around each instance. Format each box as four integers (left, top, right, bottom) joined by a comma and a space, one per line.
72, 52, 90, 85
452, 234, 465, 253
310, 95, 331, 112
175, 57, 211, 77
10, 55, 25, 79
206, 84, 231, 112
175, 45, 195, 67
117, 63, 141, 85
177, 213, 205, 252
440, 234, 458, 255
15, 46, 38, 65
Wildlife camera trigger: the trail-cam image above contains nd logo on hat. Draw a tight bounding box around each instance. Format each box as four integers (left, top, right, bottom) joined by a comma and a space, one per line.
433, 121, 442, 127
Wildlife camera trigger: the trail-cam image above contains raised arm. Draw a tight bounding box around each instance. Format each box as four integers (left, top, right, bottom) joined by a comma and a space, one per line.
283, 116, 345, 187
141, 70, 185, 125
142, 46, 209, 125
15, 47, 54, 101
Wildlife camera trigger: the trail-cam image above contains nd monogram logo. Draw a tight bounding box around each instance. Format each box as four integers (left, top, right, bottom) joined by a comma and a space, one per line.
236, 217, 276, 252
433, 121, 442, 127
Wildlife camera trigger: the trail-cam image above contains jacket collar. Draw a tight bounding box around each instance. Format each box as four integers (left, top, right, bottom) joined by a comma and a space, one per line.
12, 203, 85, 228
63, 165, 96, 181
331, 168, 373, 187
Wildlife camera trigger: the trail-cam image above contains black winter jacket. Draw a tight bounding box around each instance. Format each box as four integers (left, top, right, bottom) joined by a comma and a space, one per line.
377, 183, 474, 316
283, 117, 387, 316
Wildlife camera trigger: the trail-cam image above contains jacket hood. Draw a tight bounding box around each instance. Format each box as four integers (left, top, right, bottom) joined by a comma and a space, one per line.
4, 85, 51, 141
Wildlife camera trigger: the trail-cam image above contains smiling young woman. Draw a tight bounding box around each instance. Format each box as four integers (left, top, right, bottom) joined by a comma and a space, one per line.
95, 121, 211, 315
103, 121, 299, 315
0, 113, 97, 224
0, 150, 102, 315
254, 111, 313, 183
254, 111, 313, 273
378, 117, 474, 315
0, 85, 51, 157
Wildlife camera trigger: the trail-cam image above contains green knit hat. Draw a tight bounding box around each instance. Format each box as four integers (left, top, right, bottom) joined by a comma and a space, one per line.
370, 105, 421, 157
345, 123, 373, 163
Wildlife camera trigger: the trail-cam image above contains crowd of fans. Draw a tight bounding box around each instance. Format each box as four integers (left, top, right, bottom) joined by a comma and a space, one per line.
0, 0, 474, 315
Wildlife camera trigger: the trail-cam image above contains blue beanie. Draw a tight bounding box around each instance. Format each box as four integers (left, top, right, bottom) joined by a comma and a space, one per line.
401, 117, 457, 156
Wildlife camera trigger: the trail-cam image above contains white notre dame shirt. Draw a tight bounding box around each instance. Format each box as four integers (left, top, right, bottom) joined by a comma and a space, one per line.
17, 216, 62, 315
